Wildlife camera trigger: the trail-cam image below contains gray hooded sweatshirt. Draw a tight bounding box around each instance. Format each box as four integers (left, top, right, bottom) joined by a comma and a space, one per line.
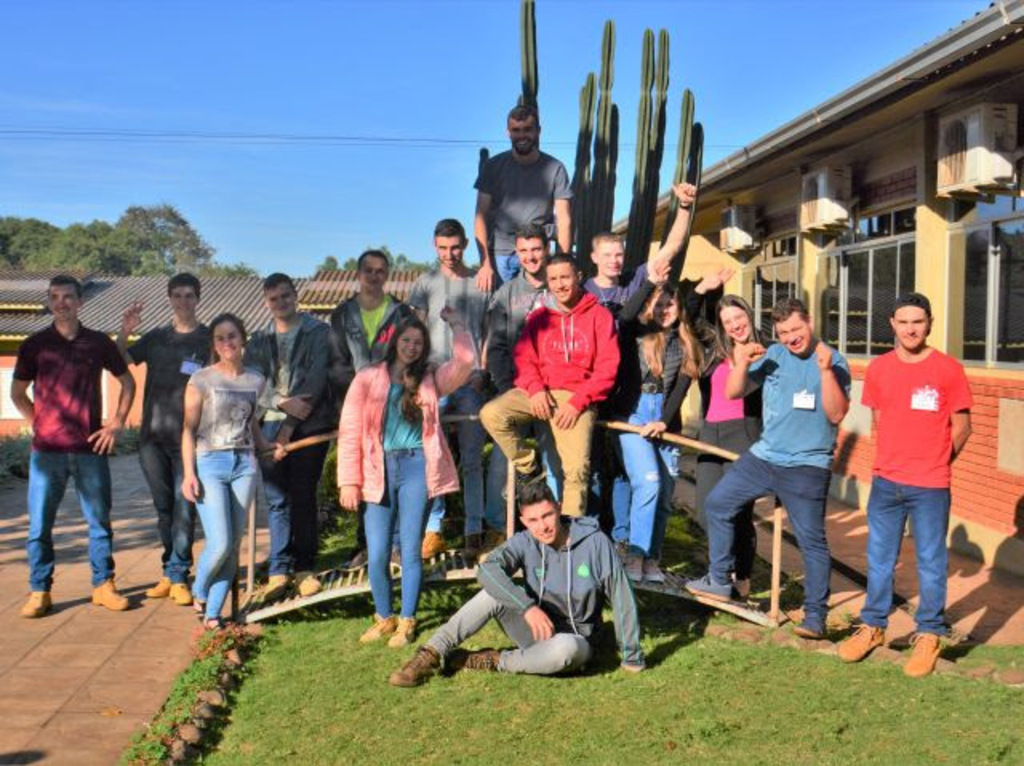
485, 271, 546, 393
478, 516, 644, 667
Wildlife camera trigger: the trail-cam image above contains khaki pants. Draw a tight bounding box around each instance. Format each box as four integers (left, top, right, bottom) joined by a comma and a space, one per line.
480, 389, 594, 517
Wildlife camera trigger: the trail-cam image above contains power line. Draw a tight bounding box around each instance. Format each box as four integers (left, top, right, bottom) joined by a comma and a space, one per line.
0, 125, 743, 150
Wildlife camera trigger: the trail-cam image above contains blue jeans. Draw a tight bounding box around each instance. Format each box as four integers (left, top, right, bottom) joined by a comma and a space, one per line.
860, 476, 951, 635
365, 449, 431, 618
26, 451, 114, 591
617, 392, 679, 558
494, 253, 521, 286
485, 421, 563, 532
426, 384, 487, 535
193, 451, 258, 621
263, 422, 331, 575
138, 441, 195, 584
705, 452, 832, 627
588, 428, 632, 528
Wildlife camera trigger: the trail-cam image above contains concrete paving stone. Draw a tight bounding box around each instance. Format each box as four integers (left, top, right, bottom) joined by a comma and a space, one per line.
0, 727, 38, 754
62, 680, 167, 717
868, 646, 905, 664
29, 746, 130, 766
50, 615, 141, 645
28, 710, 150, 749
962, 664, 996, 679
18, 642, 120, 670
994, 669, 1024, 686
99, 653, 192, 686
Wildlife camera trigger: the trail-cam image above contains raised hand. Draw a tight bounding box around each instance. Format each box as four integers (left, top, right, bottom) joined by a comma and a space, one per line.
673, 182, 698, 208
815, 340, 833, 371
734, 341, 767, 367
121, 300, 144, 336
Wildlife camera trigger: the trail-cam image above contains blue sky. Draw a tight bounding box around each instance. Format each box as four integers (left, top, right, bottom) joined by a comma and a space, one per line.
0, 0, 986, 274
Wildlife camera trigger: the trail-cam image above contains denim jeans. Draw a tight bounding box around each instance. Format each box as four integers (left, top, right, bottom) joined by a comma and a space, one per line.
26, 451, 114, 591
617, 392, 679, 558
138, 440, 195, 584
193, 450, 258, 621
704, 451, 832, 626
365, 449, 431, 618
494, 253, 521, 286
860, 476, 951, 635
426, 590, 592, 675
426, 384, 487, 535
485, 421, 563, 532
262, 422, 331, 575
696, 419, 759, 580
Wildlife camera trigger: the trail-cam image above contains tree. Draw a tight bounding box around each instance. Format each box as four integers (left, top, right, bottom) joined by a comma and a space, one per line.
113, 204, 216, 274
0, 217, 60, 268
318, 255, 340, 271
198, 261, 259, 277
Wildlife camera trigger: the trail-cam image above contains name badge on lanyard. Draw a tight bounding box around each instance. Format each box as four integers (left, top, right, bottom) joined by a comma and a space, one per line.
910, 385, 939, 412
180, 357, 201, 376
793, 389, 816, 410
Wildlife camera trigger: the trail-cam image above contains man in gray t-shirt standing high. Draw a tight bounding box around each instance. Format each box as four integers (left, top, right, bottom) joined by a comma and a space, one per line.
409, 219, 491, 560
474, 104, 572, 292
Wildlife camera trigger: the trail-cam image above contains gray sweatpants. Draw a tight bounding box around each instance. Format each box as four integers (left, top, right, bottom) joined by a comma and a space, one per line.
426, 590, 592, 675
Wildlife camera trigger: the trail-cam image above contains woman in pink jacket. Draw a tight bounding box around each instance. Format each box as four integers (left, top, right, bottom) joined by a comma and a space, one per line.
338, 309, 473, 647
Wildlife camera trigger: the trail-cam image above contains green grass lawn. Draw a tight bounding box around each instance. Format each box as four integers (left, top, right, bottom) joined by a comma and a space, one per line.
201, 514, 1024, 765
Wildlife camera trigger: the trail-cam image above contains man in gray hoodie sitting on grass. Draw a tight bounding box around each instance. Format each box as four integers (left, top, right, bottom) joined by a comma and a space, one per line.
389, 479, 644, 686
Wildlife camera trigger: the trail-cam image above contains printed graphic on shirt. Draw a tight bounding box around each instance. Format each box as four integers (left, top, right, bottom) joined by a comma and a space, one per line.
910, 384, 940, 412
208, 388, 258, 448
541, 321, 591, 361
576, 563, 591, 579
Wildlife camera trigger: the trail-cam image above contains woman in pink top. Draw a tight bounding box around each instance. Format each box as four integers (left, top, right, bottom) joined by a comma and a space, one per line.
685, 271, 764, 598
338, 309, 473, 647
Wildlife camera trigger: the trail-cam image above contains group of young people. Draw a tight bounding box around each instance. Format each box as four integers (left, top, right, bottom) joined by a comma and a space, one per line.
15, 102, 972, 683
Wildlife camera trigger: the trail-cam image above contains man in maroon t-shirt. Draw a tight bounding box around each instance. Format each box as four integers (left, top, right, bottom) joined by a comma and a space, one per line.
12, 275, 137, 618
838, 292, 973, 677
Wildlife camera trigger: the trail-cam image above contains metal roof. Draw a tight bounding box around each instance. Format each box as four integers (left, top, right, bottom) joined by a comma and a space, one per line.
298, 268, 420, 309
0, 270, 428, 339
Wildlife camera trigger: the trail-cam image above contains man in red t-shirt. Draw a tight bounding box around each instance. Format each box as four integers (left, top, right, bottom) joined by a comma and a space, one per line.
13, 275, 137, 618
838, 293, 972, 677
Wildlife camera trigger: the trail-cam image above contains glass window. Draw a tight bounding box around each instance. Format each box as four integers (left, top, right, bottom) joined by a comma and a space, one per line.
996, 220, 1024, 363
822, 255, 841, 349
755, 259, 798, 339
963, 229, 990, 362
845, 250, 869, 354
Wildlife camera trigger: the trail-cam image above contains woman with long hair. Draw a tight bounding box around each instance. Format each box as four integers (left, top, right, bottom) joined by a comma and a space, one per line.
182, 313, 281, 630
685, 268, 764, 598
338, 309, 473, 647
613, 269, 702, 583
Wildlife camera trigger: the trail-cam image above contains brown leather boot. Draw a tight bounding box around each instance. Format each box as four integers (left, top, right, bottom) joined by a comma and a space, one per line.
388, 646, 442, 687
20, 591, 52, 618
92, 579, 129, 611
838, 625, 885, 663
448, 648, 502, 673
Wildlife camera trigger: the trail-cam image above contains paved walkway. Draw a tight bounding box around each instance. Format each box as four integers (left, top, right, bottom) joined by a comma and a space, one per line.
0, 455, 270, 766
1, 454, 1022, 764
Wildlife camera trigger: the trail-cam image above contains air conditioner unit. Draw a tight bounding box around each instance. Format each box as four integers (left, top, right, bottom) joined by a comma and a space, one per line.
719, 205, 759, 254
937, 102, 1018, 197
800, 167, 852, 232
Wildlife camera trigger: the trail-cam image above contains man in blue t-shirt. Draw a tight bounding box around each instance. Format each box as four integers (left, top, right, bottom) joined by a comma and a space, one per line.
686, 297, 850, 638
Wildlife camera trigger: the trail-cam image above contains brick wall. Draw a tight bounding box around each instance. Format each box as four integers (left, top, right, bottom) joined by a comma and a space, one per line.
859, 166, 917, 210
834, 362, 1024, 538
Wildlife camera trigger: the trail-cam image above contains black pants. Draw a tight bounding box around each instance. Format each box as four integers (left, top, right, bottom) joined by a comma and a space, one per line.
264, 438, 331, 574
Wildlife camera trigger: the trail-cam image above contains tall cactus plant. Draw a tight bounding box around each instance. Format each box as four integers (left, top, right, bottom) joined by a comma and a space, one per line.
520, 0, 538, 108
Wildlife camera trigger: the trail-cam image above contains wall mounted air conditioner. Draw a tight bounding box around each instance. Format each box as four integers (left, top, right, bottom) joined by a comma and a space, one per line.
937, 102, 1019, 197
800, 167, 852, 232
719, 205, 759, 254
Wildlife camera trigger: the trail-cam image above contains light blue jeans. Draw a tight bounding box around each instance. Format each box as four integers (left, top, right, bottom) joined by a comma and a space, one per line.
193, 450, 258, 621
494, 253, 521, 286
426, 384, 487, 535
365, 449, 431, 618
617, 392, 679, 558
26, 451, 114, 591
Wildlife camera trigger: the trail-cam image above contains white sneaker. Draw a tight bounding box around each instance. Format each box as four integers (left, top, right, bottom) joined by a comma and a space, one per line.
642, 558, 666, 584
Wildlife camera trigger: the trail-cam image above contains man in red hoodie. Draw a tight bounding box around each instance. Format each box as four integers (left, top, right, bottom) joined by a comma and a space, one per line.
481, 254, 619, 517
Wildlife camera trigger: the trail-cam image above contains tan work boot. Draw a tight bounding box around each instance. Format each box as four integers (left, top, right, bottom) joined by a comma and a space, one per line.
389, 646, 442, 687
169, 583, 193, 606
904, 633, 942, 678
421, 532, 446, 560
838, 625, 885, 663
388, 617, 417, 648
145, 577, 172, 598
297, 572, 322, 597
92, 579, 129, 611
263, 574, 292, 601
359, 614, 398, 644
20, 591, 52, 618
